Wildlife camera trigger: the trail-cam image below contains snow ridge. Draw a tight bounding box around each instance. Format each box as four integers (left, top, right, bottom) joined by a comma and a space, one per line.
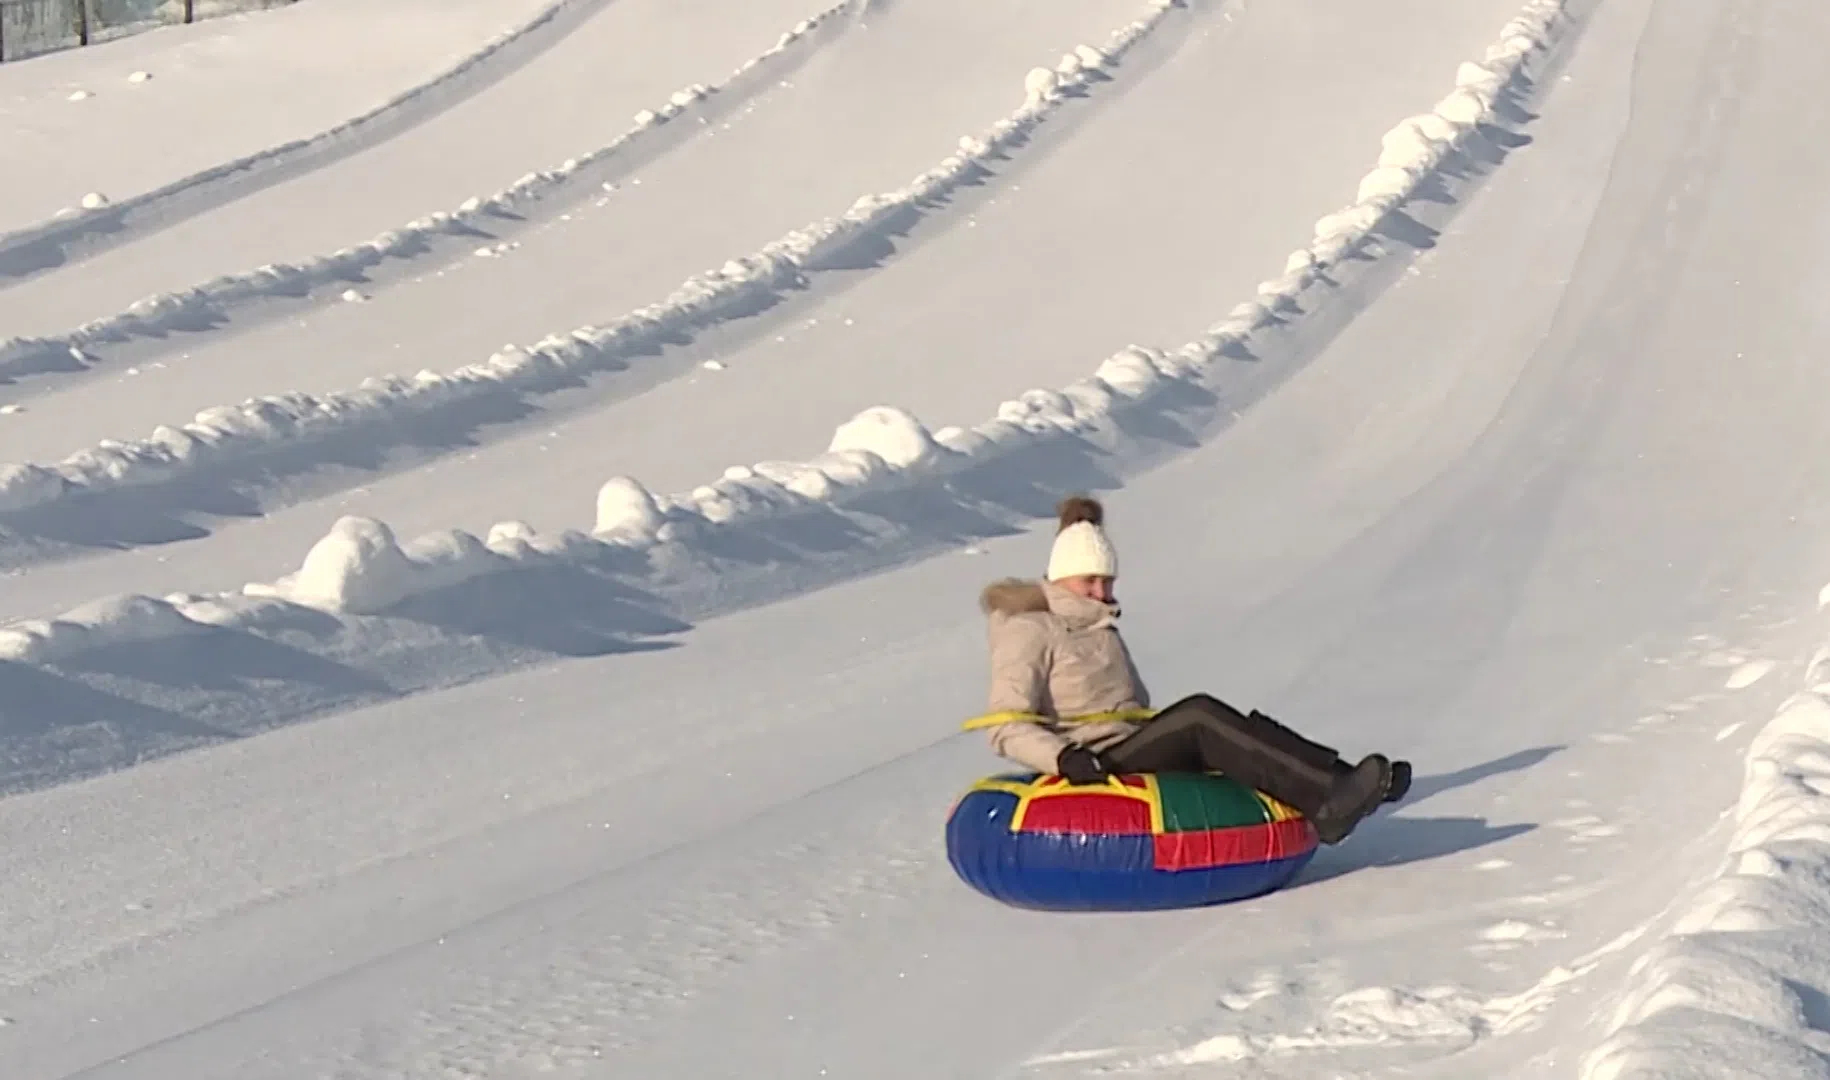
0, 0, 859, 385
0, 1, 1169, 518
0, 0, 1574, 658
1578, 624, 1830, 1080
0, 0, 609, 282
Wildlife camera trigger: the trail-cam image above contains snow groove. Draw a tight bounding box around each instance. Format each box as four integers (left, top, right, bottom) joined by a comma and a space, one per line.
1578, 625, 1830, 1080
0, 0, 1588, 684
0, 0, 615, 285
0, 0, 1173, 523
0, 0, 1576, 659
0, 0, 861, 386
253, 0, 1574, 609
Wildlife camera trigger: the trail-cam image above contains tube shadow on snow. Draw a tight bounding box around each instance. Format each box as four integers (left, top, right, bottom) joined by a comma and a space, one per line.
1294, 814, 1537, 887
1401, 744, 1563, 807
1288, 746, 1562, 886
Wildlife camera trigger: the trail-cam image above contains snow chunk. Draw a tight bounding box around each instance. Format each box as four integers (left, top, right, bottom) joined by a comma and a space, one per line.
1074, 44, 1111, 69
277, 516, 415, 614
595, 477, 665, 541
1023, 67, 1061, 102
255, 516, 499, 614
827, 406, 943, 471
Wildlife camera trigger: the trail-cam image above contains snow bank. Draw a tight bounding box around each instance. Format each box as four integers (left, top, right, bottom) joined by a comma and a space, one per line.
1, 0, 1572, 640
1578, 633, 1830, 1080
0, 0, 855, 386
0, 0, 1162, 513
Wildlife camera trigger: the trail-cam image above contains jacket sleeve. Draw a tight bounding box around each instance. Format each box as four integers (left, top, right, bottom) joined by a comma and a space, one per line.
984, 615, 1070, 773
989, 721, 1074, 775
986, 613, 1049, 715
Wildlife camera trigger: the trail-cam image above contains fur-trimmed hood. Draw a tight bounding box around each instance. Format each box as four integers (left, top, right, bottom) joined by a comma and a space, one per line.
979, 577, 1119, 629
979, 578, 1050, 616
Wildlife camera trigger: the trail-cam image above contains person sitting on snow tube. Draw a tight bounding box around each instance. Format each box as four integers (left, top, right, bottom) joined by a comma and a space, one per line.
971, 493, 1411, 845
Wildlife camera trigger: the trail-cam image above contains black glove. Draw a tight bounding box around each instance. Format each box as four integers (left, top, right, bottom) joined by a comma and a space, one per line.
1056, 746, 1111, 785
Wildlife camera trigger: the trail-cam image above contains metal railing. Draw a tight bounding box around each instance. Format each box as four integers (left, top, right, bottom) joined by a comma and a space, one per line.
0, 0, 296, 63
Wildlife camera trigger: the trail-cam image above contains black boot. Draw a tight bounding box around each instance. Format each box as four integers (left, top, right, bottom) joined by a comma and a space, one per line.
1337, 757, 1411, 803
1385, 760, 1412, 803
1311, 754, 1394, 844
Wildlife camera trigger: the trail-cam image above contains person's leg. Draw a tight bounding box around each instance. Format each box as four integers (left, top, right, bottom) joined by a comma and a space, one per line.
1103, 693, 1395, 843
1105, 694, 1336, 809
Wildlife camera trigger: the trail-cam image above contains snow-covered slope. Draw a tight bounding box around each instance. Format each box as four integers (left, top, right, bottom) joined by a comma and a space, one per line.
0, 0, 565, 258
5, 0, 1830, 1076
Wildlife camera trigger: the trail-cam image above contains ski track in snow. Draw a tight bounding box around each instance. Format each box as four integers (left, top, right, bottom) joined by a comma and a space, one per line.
0, 0, 1178, 550
0, 0, 1553, 595
0, 0, 863, 389
0, 0, 605, 282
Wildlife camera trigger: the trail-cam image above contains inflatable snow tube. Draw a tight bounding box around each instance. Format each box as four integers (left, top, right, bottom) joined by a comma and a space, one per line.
945, 771, 1319, 911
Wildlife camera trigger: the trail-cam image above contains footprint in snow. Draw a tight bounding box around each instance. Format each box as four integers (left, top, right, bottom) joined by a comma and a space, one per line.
1549, 815, 1621, 841
1219, 971, 1290, 1012
1725, 658, 1775, 689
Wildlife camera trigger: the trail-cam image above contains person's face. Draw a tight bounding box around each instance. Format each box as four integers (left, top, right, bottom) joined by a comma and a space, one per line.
1057, 574, 1116, 604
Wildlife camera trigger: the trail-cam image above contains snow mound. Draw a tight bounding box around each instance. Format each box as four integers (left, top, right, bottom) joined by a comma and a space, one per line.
246, 515, 519, 616
0, 0, 1174, 518
827, 405, 945, 471
1579, 634, 1830, 1080
0, 593, 207, 664
0, 0, 856, 386
0, 0, 1572, 647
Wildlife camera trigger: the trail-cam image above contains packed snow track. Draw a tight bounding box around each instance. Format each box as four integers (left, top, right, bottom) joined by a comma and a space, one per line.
6, 0, 1830, 1077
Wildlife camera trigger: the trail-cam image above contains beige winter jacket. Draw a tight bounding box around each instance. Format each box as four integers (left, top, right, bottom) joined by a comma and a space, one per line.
966, 578, 1154, 774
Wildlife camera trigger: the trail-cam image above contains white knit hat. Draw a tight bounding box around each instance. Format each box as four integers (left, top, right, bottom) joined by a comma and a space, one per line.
1046, 495, 1118, 580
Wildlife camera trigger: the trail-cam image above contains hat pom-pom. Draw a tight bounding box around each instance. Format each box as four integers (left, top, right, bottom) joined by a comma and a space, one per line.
1056, 494, 1104, 532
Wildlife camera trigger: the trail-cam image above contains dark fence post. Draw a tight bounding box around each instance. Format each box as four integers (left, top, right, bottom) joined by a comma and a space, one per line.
185, 0, 194, 23
77, 0, 90, 46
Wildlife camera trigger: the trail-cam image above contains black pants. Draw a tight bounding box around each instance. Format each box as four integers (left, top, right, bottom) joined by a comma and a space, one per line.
1101, 693, 1343, 818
